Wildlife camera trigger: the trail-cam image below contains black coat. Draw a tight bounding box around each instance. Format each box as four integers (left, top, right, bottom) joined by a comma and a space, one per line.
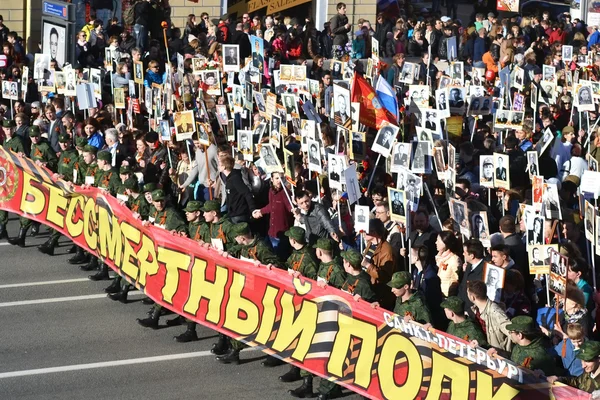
225, 169, 256, 221
458, 260, 485, 317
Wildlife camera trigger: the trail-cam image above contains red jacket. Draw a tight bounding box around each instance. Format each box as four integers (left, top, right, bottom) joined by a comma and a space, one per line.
549, 29, 567, 44
260, 186, 293, 238
287, 39, 303, 60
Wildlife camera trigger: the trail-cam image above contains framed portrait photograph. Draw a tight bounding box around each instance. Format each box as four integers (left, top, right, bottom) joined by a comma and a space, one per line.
435, 88, 450, 119
328, 154, 345, 191
411, 141, 431, 174
471, 211, 490, 247
542, 182, 562, 220
449, 198, 469, 237
585, 200, 595, 242
483, 263, 505, 303
526, 213, 545, 247
306, 138, 322, 173
42, 21, 66, 68
223, 44, 240, 72
133, 61, 144, 85
549, 248, 567, 296
202, 70, 221, 96
391, 142, 411, 173
333, 84, 351, 128
174, 110, 195, 141
493, 152, 510, 190
354, 205, 370, 233
372, 123, 398, 158
387, 187, 406, 223
351, 131, 366, 160
259, 143, 282, 173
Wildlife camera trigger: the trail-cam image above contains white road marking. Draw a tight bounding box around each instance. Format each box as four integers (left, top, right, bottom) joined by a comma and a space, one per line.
0, 278, 90, 289
0, 242, 11, 246
0, 349, 260, 379
0, 292, 143, 307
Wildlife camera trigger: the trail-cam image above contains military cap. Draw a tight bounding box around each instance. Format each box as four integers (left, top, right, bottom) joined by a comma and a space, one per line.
184, 201, 203, 213
29, 126, 41, 137
577, 341, 600, 361
483, 158, 493, 166
76, 137, 88, 149
145, 131, 159, 143
119, 165, 132, 175
285, 226, 306, 243
83, 145, 97, 154
440, 296, 464, 314
58, 133, 70, 143
143, 183, 157, 193
123, 178, 139, 192
340, 249, 362, 269
387, 271, 412, 289
506, 316, 538, 334
231, 222, 251, 237
151, 189, 166, 202
97, 151, 112, 162
313, 237, 333, 251
200, 199, 221, 212
2, 120, 16, 128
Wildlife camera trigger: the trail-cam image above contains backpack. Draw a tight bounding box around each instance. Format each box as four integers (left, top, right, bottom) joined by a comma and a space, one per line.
123, 1, 138, 27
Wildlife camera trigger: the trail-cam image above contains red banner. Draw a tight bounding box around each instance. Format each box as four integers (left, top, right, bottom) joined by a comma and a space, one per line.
351, 73, 397, 130
0, 148, 589, 400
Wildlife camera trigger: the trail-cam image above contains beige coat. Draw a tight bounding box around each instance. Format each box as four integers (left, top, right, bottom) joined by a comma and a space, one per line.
472, 300, 512, 352
435, 250, 460, 297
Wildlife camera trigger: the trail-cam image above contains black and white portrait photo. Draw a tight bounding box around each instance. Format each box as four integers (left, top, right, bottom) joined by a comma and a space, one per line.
372, 123, 398, 158
388, 188, 406, 223
411, 141, 431, 174
259, 144, 281, 173
333, 84, 351, 127
328, 153, 343, 190
471, 212, 490, 247
562, 45, 573, 62
401, 62, 415, 84
34, 53, 50, 80
307, 138, 322, 173
282, 93, 299, 116
448, 87, 465, 112
577, 85, 595, 111
483, 263, 505, 303
432, 146, 446, 177
435, 88, 450, 118
493, 153, 509, 189
585, 200, 595, 242
223, 44, 239, 72
238, 129, 252, 157
527, 214, 544, 246
527, 151, 539, 177
391, 142, 410, 173
542, 182, 562, 220
450, 61, 463, 83
479, 155, 494, 188
42, 22, 66, 68
270, 114, 282, 147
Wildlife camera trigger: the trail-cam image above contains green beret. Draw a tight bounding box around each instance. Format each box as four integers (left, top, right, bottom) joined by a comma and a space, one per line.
143, 183, 157, 193
387, 271, 412, 289
577, 341, 600, 361
231, 222, 251, 237
119, 165, 132, 175
58, 133, 70, 143
76, 137, 88, 149
285, 226, 306, 243
151, 189, 166, 202
123, 178, 139, 192
29, 126, 41, 137
184, 201, 203, 213
340, 249, 362, 269
97, 151, 112, 162
2, 120, 16, 128
83, 145, 97, 154
440, 296, 464, 314
505, 316, 538, 334
200, 199, 221, 212
313, 238, 333, 251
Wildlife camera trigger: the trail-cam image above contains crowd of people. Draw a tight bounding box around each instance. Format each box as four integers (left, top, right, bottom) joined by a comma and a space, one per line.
4, 1, 600, 398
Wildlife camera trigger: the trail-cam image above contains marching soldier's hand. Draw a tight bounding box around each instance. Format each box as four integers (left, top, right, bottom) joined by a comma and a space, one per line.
353, 294, 362, 302
17, 152, 25, 157
142, 221, 151, 227
546, 376, 558, 384
469, 340, 479, 348
264, 264, 274, 270
423, 323, 432, 331
221, 251, 229, 258
252, 260, 261, 267
487, 348, 498, 358
370, 302, 380, 309
202, 242, 210, 249
403, 315, 413, 323
316, 280, 328, 289
132, 212, 141, 220
118, 199, 126, 207
169, 230, 177, 235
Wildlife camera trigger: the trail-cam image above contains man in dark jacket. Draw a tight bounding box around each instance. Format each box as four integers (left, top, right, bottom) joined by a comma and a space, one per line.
458, 239, 486, 317
374, 13, 392, 55
294, 191, 339, 246
231, 22, 251, 61
429, 19, 444, 60
319, 23, 333, 59
220, 155, 256, 223
473, 28, 488, 63
133, 0, 151, 50
329, 2, 351, 54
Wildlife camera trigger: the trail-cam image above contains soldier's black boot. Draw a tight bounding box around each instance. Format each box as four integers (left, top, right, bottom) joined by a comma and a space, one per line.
68, 244, 77, 253
80, 256, 99, 271
261, 355, 283, 367
0, 224, 7, 240
215, 348, 240, 364
69, 248, 88, 264
175, 322, 198, 343
8, 227, 28, 247
166, 315, 185, 326
211, 333, 230, 355
317, 386, 342, 400
137, 307, 160, 329
289, 376, 313, 398
89, 262, 110, 281
279, 366, 302, 382
30, 222, 40, 236
141, 297, 154, 305
108, 285, 129, 303
104, 278, 121, 293
38, 237, 58, 256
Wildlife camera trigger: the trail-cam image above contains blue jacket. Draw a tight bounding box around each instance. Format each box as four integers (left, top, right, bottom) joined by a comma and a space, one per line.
87, 132, 105, 149
588, 30, 600, 49
144, 70, 163, 88
473, 37, 487, 63
552, 339, 583, 377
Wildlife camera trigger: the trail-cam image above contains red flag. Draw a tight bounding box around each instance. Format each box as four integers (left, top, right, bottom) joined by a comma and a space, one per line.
351, 73, 397, 129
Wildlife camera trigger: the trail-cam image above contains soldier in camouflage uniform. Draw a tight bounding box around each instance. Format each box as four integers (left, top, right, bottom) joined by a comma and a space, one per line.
503, 316, 558, 377
8, 127, 57, 247
388, 271, 432, 324
215, 222, 281, 364
441, 296, 487, 346
278, 227, 319, 397
199, 200, 235, 252
314, 238, 346, 289
0, 120, 25, 239
137, 189, 188, 329
38, 134, 78, 256
548, 341, 600, 393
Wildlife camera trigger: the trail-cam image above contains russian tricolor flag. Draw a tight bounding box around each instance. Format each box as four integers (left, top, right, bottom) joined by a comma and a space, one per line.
375, 76, 398, 121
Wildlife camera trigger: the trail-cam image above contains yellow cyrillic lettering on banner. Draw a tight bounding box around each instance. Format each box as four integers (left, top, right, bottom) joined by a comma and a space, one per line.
65, 195, 84, 237
223, 272, 260, 336
425, 351, 470, 400
137, 234, 159, 286
327, 314, 377, 389
83, 198, 97, 250
20, 172, 45, 215
475, 371, 519, 400
46, 184, 67, 228
292, 277, 312, 296
120, 222, 140, 280
271, 293, 317, 361
377, 333, 423, 399
158, 248, 191, 304
97, 207, 122, 265
183, 261, 227, 323
254, 285, 279, 345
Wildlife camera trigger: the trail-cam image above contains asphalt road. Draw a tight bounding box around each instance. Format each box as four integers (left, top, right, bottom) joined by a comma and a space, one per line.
0, 217, 363, 400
